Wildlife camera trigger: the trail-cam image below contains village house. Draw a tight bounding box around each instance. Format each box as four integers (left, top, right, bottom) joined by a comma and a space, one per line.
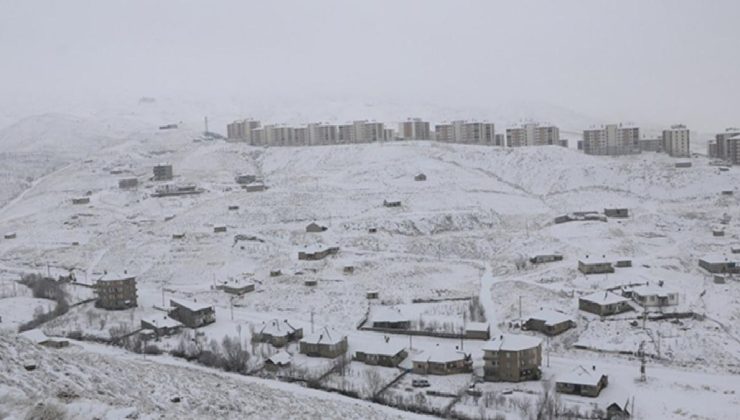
482, 334, 542, 382
529, 254, 563, 264
118, 178, 138, 189
579, 291, 631, 316
414, 173, 427, 181
213, 225, 227, 233
4, 232, 16, 240
216, 278, 255, 295
297, 245, 340, 261
140, 315, 183, 337
556, 365, 609, 397
168, 299, 216, 328
698, 255, 738, 273
305, 222, 328, 233
19, 329, 69, 349
731, 246, 740, 254
383, 199, 402, 207
153, 163, 173, 181
370, 306, 411, 330
578, 256, 615, 274
625, 285, 678, 307
353, 339, 408, 367
299, 328, 348, 358
604, 208, 629, 218
304, 279, 318, 287
465, 322, 491, 340
244, 181, 266, 192
235, 174, 257, 185
151, 184, 204, 197
265, 351, 292, 372
95, 272, 137, 310
72, 197, 90, 205
366, 290, 379, 299
523, 309, 575, 336
253, 319, 304, 347
412, 345, 472, 375
172, 232, 185, 239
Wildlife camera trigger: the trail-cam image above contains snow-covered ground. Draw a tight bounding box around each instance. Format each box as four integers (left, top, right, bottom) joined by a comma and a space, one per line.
0, 114, 739, 419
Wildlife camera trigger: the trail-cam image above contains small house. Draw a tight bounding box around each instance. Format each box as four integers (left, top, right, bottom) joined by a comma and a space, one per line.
343, 265, 354, 274
628, 285, 678, 307
95, 272, 137, 310
556, 365, 608, 397
244, 181, 266, 192
72, 197, 90, 205
299, 328, 348, 358
604, 208, 629, 218
529, 254, 563, 264
305, 222, 328, 233
383, 199, 402, 208
172, 233, 186, 239
713, 228, 725, 237
578, 256, 615, 275
368, 227, 378, 234
235, 174, 257, 185
4, 232, 16, 240
270, 270, 282, 277
523, 310, 575, 336
482, 334, 542, 382
554, 215, 572, 224
168, 299, 215, 328
253, 319, 304, 347
366, 290, 379, 299
118, 178, 138, 189
304, 279, 317, 287
265, 351, 292, 371
412, 345, 472, 375
153, 163, 174, 181
465, 322, 491, 340
414, 173, 427, 181
214, 225, 227, 233
228, 205, 239, 211
297, 245, 339, 261
19, 329, 69, 349
140, 315, 183, 337
721, 190, 734, 196
606, 402, 631, 419
698, 255, 738, 274
216, 279, 255, 295
731, 246, 740, 254
614, 259, 632, 268
674, 162, 692, 168
354, 339, 407, 367
578, 291, 631, 316
151, 184, 204, 197
370, 306, 411, 330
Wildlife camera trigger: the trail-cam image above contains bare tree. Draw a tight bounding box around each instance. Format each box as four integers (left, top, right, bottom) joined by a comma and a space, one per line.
363, 369, 385, 398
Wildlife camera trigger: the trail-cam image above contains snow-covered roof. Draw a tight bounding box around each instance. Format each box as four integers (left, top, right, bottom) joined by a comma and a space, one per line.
170, 299, 213, 312
413, 346, 468, 364
267, 351, 292, 365
98, 272, 135, 282
301, 329, 345, 346
354, 340, 406, 357
482, 334, 542, 352
700, 254, 736, 264
579, 256, 612, 265
730, 134, 740, 140
465, 322, 490, 332
259, 320, 298, 337
142, 315, 181, 329
557, 365, 607, 387
220, 279, 255, 288
298, 244, 337, 254
371, 306, 409, 323
630, 285, 676, 297
526, 309, 573, 326
19, 329, 49, 343
580, 291, 629, 305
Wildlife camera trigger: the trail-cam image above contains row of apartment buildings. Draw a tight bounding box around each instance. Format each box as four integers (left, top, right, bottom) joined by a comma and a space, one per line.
708, 128, 740, 165
581, 123, 691, 157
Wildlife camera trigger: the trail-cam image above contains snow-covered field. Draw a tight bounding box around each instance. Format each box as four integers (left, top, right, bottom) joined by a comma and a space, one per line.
0, 114, 739, 419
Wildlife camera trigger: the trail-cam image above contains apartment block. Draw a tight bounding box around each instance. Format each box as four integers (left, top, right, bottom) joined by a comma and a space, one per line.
398, 118, 431, 140
662, 124, 690, 157
506, 123, 560, 147
583, 124, 640, 155
713, 128, 740, 164
307, 123, 339, 145
227, 119, 260, 142
434, 121, 495, 145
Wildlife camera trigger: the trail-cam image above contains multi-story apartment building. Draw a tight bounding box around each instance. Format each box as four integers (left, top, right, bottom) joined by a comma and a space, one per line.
482, 334, 542, 382
307, 123, 339, 145
506, 123, 560, 147
713, 128, 740, 163
263, 125, 296, 146
398, 118, 431, 140
662, 124, 690, 157
434, 121, 495, 145
582, 124, 640, 155
95, 273, 137, 310
226, 119, 261, 142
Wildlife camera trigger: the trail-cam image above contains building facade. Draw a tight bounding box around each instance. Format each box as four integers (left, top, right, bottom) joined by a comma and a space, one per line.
482, 334, 542, 382
95, 273, 138, 310
506, 123, 560, 147
435, 121, 495, 145
662, 125, 690, 157
583, 124, 640, 155
398, 118, 431, 140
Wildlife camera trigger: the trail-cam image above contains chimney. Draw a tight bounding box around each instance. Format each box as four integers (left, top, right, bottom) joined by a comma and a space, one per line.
592, 365, 596, 371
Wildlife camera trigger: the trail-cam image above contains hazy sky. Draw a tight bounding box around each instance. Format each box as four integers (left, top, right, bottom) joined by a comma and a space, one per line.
1, 0, 738, 131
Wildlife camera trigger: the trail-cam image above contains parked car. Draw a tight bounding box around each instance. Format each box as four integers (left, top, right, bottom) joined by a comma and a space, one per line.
412, 379, 430, 388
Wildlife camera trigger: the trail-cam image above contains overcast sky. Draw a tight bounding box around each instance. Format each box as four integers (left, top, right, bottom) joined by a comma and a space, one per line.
1, 0, 738, 131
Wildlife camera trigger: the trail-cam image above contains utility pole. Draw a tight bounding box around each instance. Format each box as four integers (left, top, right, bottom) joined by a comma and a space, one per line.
230, 298, 234, 321
519, 296, 522, 320
546, 335, 550, 367
161, 287, 165, 307
461, 310, 466, 351
310, 310, 314, 334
